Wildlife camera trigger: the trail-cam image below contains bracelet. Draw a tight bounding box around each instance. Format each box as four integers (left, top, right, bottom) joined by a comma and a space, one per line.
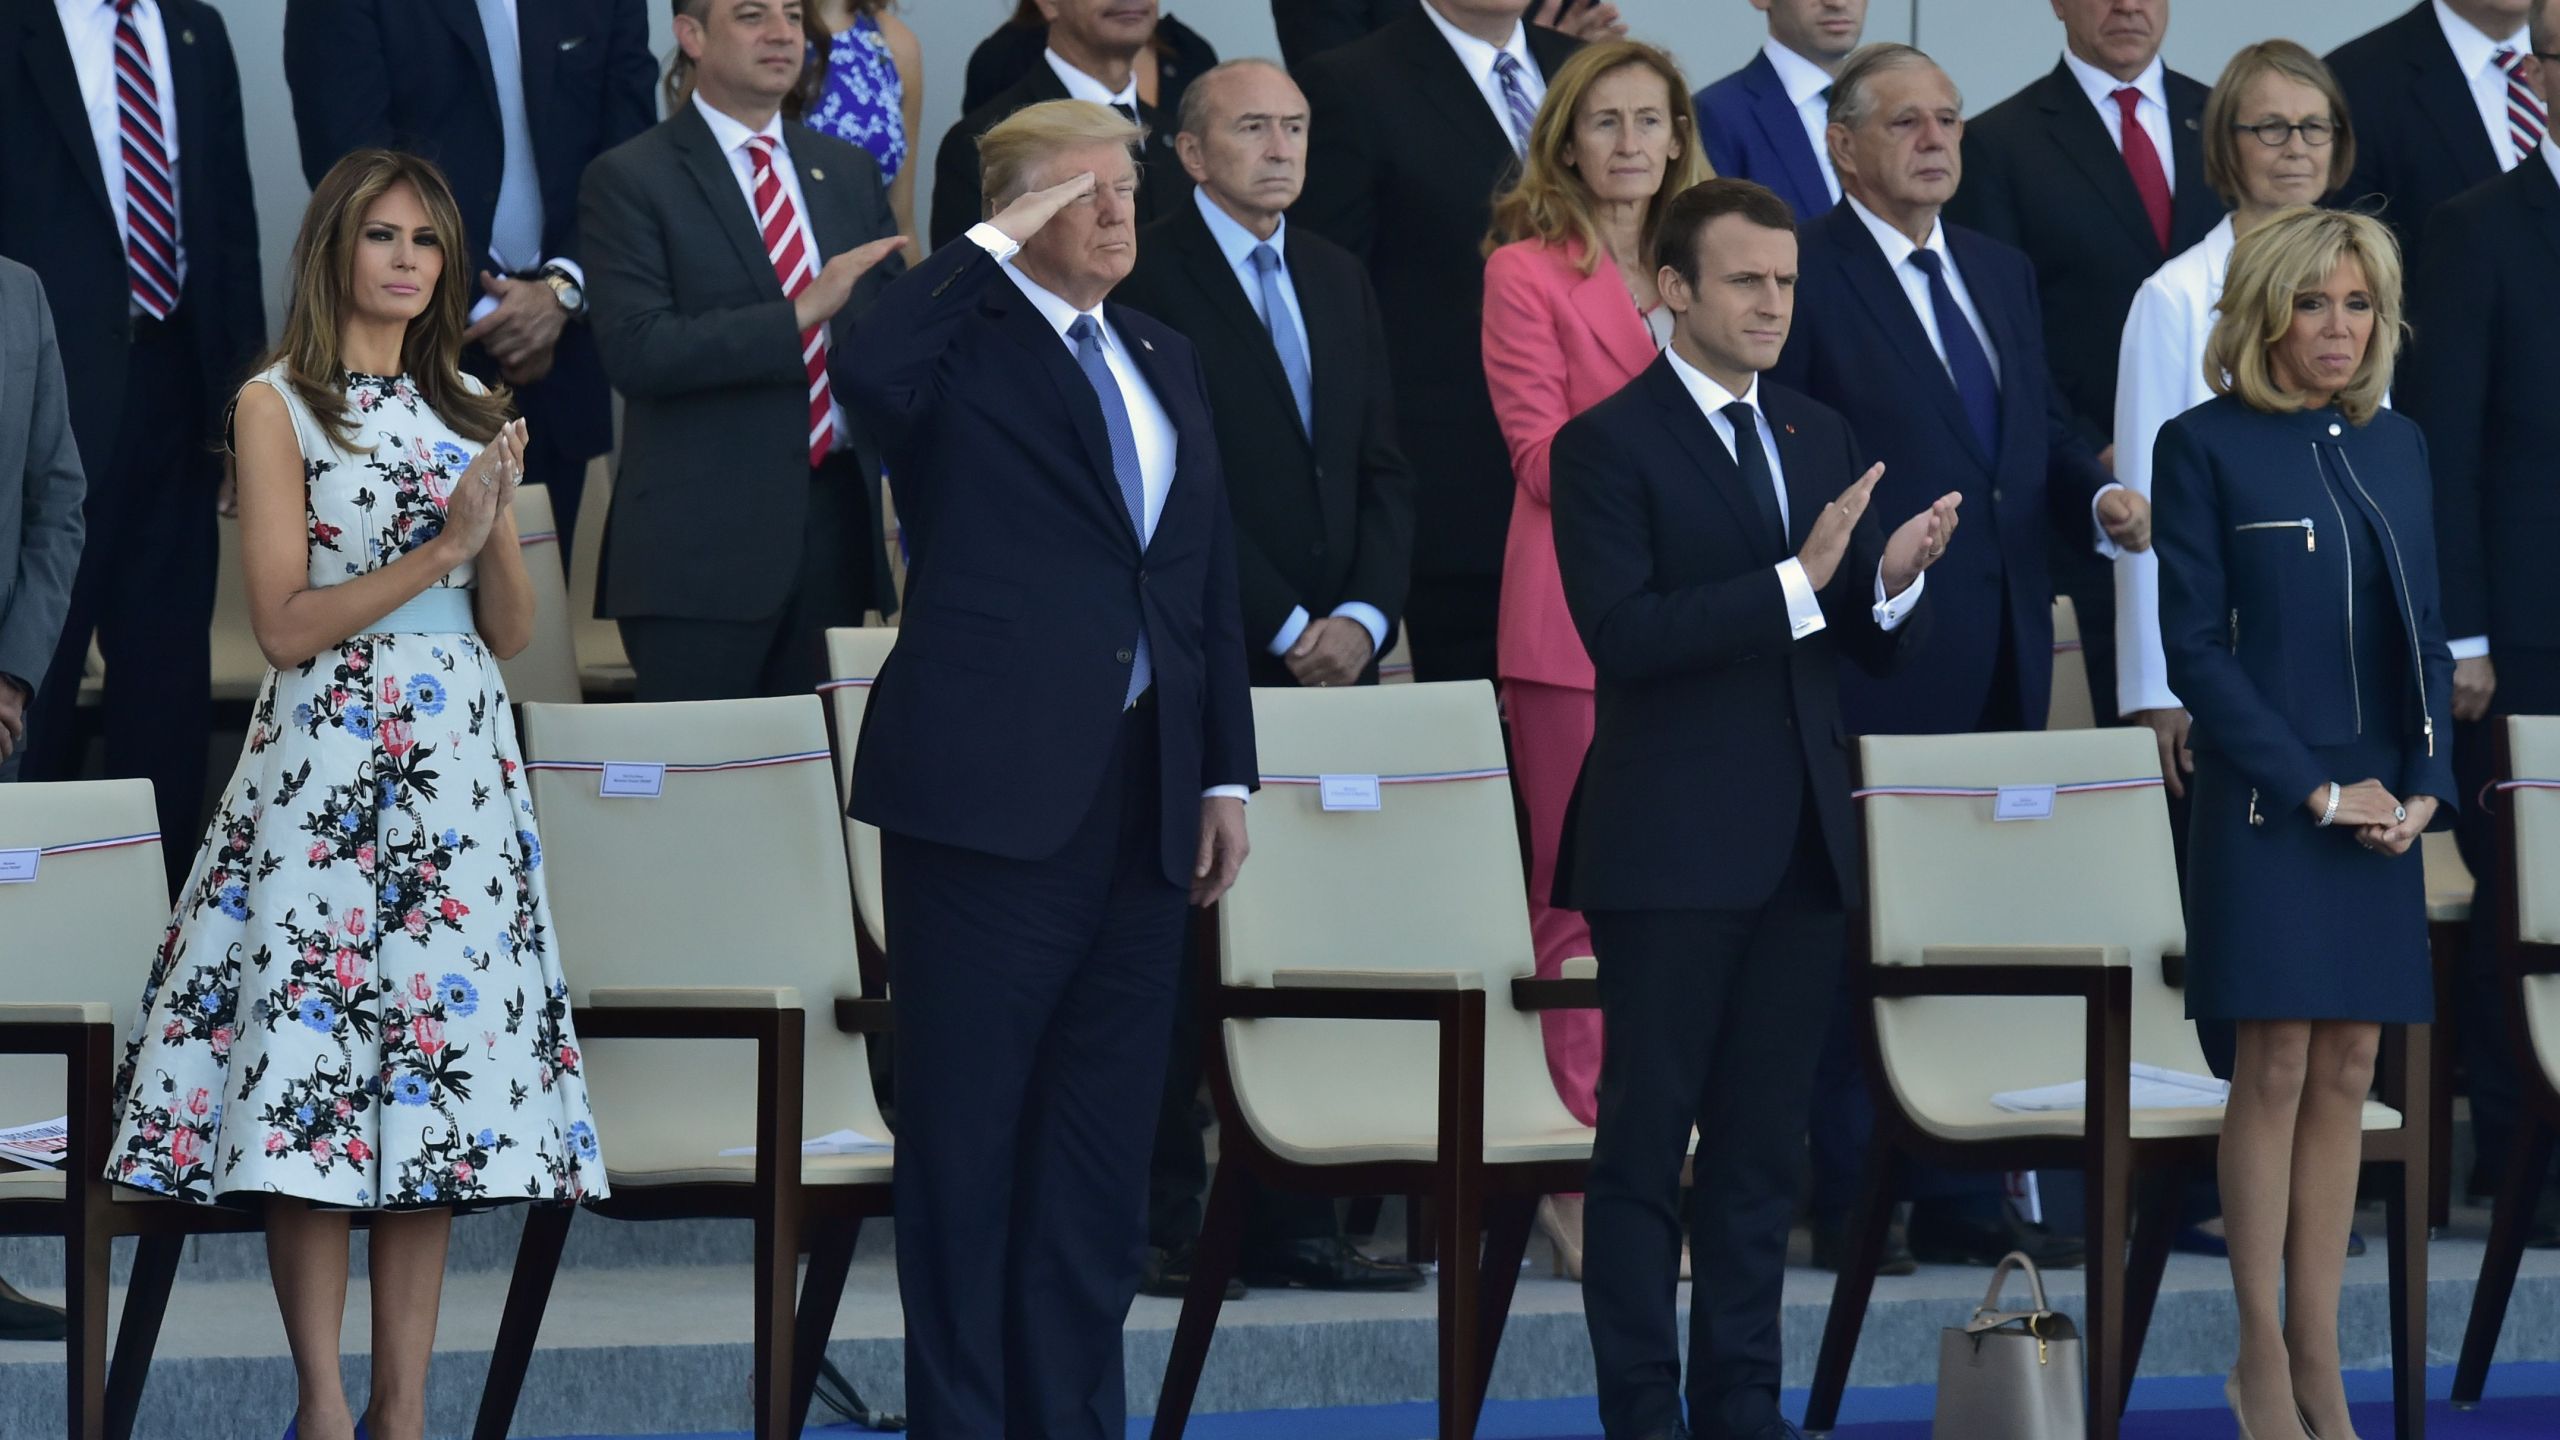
2318, 782, 2341, 828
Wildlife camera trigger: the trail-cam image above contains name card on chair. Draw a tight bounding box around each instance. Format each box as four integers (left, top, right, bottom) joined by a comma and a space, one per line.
1993, 785, 2057, 822
1319, 774, 1382, 812
599, 762, 666, 799
0, 849, 36, 883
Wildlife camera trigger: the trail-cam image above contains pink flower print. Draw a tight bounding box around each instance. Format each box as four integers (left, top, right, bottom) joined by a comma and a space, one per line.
162, 1020, 184, 1043
438, 896, 468, 923
331, 687, 348, 706
141, 1122, 163, 1142
380, 675, 402, 707
304, 942, 325, 966
334, 1098, 352, 1119
228, 832, 248, 854
308, 841, 330, 865
404, 909, 428, 937
186, 1088, 211, 1119
453, 1160, 475, 1183
347, 650, 368, 673
357, 843, 377, 873
418, 860, 438, 884
482, 1031, 499, 1056
334, 950, 363, 992
265, 1133, 288, 1155
287, 982, 305, 1001
558, 1045, 580, 1071
414, 1015, 446, 1056
411, 973, 433, 1002
310, 1137, 334, 1163
169, 1127, 202, 1170
382, 718, 416, 758
346, 1137, 371, 1165
347, 907, 368, 936
210, 1027, 234, 1057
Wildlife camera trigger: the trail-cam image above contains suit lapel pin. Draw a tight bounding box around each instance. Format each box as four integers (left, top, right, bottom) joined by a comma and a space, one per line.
1784, 423, 1797, 434
180, 28, 195, 43
1141, 338, 1154, 351
2183, 117, 2199, 130
810, 167, 825, 181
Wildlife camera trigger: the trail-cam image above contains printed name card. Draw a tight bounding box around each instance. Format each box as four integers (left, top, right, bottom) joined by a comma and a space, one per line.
1993, 785, 2057, 822
599, 762, 666, 799
0, 849, 37, 884
1319, 774, 1383, 812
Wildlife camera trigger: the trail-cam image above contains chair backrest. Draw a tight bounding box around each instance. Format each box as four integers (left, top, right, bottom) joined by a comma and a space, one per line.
1216, 682, 1575, 1153
821, 627, 897, 955
0, 781, 169, 1126
2502, 716, 2560, 1092
1858, 729, 2193, 1126
569, 458, 628, 672
496, 484, 584, 706
2047, 595, 2094, 731
210, 514, 264, 702
519, 697, 887, 1168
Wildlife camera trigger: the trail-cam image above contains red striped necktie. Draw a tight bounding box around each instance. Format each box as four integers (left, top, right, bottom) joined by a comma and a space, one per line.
2495, 48, 2548, 167
113, 0, 179, 319
745, 134, 835, 468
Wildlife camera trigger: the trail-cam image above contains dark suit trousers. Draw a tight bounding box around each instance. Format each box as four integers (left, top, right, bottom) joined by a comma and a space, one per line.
618, 458, 871, 702
1406, 573, 1499, 682
20, 311, 213, 888
1584, 800, 1845, 1440
884, 700, 1191, 1440
2455, 645, 2560, 1192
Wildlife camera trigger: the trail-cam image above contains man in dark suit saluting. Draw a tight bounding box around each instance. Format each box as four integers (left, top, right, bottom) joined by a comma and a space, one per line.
281, 0, 658, 552
843, 100, 1256, 1439
579, 0, 906, 703
1553, 177, 1957, 1440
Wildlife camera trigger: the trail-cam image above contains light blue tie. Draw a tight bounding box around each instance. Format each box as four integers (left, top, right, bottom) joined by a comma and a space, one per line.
1068, 316, 1152, 706
1494, 52, 1537, 156
474, 0, 544, 268
1248, 244, 1314, 437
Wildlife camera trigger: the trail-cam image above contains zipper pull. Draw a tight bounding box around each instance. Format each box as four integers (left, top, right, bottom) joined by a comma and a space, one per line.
2426, 716, 2436, 758
2302, 518, 2316, 553
2248, 789, 2263, 827
2229, 609, 2240, 650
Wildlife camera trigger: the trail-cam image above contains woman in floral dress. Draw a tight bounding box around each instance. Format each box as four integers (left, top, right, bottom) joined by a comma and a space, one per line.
104, 149, 607, 1440
798, 0, 925, 265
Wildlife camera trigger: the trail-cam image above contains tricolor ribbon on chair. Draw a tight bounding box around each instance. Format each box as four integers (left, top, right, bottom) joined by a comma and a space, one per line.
517, 531, 560, 547
1257, 767, 1511, 786
1851, 778, 2162, 801
31, 832, 161, 856
0, 831, 159, 884
521, 750, 833, 776
2481, 777, 2560, 814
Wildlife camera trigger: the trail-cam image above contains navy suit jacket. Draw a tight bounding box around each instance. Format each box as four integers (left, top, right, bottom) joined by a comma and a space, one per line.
281, 0, 657, 466
0, 0, 265, 490
2327, 1, 2506, 283
1693, 50, 1834, 224
1772, 202, 2112, 735
841, 240, 1257, 884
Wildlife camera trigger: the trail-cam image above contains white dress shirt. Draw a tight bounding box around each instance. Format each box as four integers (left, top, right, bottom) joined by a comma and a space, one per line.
1661, 347, 1923, 638
1419, 0, 1545, 143
56, 0, 185, 304
2061, 48, 2176, 192
1043, 47, 1139, 112
2434, 0, 2534, 171
690, 92, 850, 452
1762, 38, 1843, 205
1190, 190, 1391, 659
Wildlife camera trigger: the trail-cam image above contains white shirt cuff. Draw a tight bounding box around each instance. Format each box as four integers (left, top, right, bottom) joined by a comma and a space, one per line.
2091, 482, 2128, 560
1332, 602, 1391, 654
1777, 558, 1828, 642
1873, 564, 1924, 631
2450, 635, 2490, 661
542, 256, 586, 289
1269, 606, 1312, 657
1203, 785, 1250, 802
965, 222, 1021, 263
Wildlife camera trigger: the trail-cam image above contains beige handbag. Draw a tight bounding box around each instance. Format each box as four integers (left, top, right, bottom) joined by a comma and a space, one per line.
1932, 1250, 2087, 1440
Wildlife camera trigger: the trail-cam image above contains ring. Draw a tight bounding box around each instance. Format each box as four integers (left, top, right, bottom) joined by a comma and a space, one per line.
2393, 804, 2406, 822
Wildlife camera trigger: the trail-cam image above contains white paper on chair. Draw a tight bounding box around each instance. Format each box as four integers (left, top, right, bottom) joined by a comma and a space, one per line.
1990, 1064, 2229, 1113
0, 1117, 69, 1168
717, 1128, 893, 1158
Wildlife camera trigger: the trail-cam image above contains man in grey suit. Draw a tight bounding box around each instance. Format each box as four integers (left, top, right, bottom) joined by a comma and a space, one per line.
579, 0, 907, 701
0, 255, 84, 1342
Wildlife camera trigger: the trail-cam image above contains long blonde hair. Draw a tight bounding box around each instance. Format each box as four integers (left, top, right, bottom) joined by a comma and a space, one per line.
263, 150, 511, 450
1484, 40, 1713, 272
2206, 206, 2402, 426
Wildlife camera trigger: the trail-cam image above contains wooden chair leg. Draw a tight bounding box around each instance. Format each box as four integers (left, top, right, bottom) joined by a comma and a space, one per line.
1434, 1165, 1483, 1440
2116, 1168, 2181, 1415
2384, 1149, 2428, 1440
2082, 1145, 2129, 1440
789, 1216, 862, 1436
65, 1197, 111, 1440
1804, 1141, 1897, 1435
1150, 1160, 1247, 1440
1470, 1193, 1538, 1414
471, 1203, 576, 1440
105, 1233, 185, 1440
2454, 1117, 2548, 1407
1406, 1192, 1435, 1265
753, 1187, 805, 1440
2428, 920, 2463, 1230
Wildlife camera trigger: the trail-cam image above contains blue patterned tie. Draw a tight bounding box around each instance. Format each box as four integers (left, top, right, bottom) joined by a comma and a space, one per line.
1068, 315, 1152, 706
1494, 52, 1537, 155
1249, 245, 1314, 437
1906, 248, 2001, 458
473, 0, 543, 267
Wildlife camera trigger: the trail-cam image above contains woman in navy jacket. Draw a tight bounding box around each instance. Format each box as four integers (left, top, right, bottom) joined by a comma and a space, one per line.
2154, 206, 2453, 1440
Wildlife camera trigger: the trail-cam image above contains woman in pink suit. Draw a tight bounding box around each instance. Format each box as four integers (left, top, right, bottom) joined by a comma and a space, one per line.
1483, 37, 1710, 1277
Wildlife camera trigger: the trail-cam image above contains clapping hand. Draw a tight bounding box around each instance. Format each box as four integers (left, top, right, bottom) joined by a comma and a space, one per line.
439, 418, 527, 564
1286, 616, 1375, 688
1881, 489, 1964, 596
2097, 487, 2151, 552
1796, 464, 1882, 591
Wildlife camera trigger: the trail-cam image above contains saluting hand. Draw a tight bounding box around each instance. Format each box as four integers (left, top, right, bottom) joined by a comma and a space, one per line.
990, 170, 1099, 248
1530, 0, 1628, 41
796, 236, 909, 333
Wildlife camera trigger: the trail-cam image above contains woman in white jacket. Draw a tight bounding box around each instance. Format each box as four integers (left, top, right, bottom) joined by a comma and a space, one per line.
2115, 40, 2359, 791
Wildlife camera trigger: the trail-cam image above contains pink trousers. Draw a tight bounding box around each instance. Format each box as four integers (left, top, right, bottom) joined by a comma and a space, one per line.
1505, 678, 1601, 1126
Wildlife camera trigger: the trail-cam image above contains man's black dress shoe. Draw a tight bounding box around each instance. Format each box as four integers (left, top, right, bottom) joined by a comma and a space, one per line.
1238, 1236, 1426, 1292
1811, 1216, 1917, 1277
1906, 1208, 2085, 1269
0, 1280, 67, 1342
1139, 1242, 1246, 1301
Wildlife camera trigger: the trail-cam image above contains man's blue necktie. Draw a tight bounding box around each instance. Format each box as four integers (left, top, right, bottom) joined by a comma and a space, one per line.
1906, 248, 2000, 458
1068, 315, 1152, 706
473, 0, 543, 268
1248, 244, 1314, 437
1494, 52, 1537, 155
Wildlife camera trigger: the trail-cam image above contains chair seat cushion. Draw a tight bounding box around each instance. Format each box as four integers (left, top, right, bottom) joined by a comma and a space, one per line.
602, 1147, 893, 1189
1907, 1098, 2403, 1144
1247, 1120, 1615, 1168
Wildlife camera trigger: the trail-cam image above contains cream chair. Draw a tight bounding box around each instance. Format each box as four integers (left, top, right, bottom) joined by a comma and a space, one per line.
1806, 729, 2429, 1440
209, 513, 264, 705
474, 697, 892, 1440
2046, 595, 2095, 730
2455, 716, 2560, 1406
0, 781, 253, 1440
492, 484, 583, 706
1151, 681, 1595, 1440
820, 628, 895, 994
567, 457, 634, 697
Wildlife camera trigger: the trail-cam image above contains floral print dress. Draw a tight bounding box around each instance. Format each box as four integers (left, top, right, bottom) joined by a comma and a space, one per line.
104, 364, 608, 1210
805, 11, 906, 184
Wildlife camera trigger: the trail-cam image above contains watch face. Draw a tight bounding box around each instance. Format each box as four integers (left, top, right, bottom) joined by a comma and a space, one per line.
550, 274, 583, 309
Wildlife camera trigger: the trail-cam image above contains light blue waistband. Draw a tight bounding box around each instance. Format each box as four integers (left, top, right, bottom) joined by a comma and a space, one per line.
367, 587, 475, 635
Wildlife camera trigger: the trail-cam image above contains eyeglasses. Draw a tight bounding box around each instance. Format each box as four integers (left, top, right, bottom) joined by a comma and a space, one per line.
2232, 119, 2337, 148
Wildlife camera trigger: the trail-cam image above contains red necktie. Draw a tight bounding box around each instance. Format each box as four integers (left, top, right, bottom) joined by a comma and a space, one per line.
113, 0, 179, 319
2113, 87, 2172, 255
744, 135, 835, 468
2496, 48, 2548, 166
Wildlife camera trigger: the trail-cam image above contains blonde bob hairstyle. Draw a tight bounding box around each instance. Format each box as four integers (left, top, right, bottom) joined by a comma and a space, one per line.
2199, 40, 2356, 208
1484, 40, 1713, 272
977, 99, 1145, 213
2205, 206, 2403, 426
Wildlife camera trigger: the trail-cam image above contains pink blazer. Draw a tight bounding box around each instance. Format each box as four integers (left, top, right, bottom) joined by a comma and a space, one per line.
1483, 237, 1662, 690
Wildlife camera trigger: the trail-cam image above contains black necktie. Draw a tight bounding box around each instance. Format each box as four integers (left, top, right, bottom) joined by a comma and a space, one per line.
1721, 401, 1789, 561
1112, 101, 1138, 123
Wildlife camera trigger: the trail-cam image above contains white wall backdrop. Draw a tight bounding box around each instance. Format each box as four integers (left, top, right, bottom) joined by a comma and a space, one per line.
222, 0, 2414, 329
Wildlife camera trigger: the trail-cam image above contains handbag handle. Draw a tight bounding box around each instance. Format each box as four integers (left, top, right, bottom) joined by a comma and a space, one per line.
1964, 1249, 2056, 1335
